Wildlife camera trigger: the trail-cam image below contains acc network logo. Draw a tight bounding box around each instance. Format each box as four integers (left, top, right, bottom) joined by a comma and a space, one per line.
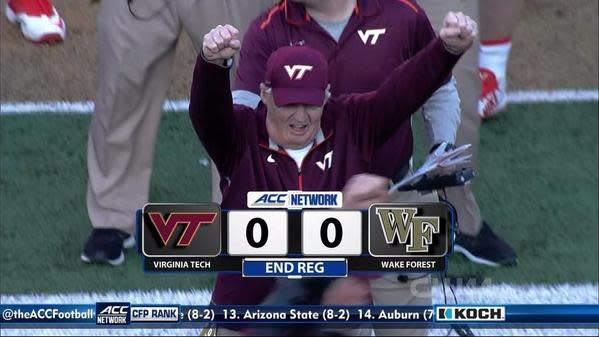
247, 191, 342, 209
96, 302, 130, 325
436, 306, 506, 322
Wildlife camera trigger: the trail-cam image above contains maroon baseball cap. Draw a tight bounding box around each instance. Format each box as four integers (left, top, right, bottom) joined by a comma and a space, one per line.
265, 45, 328, 107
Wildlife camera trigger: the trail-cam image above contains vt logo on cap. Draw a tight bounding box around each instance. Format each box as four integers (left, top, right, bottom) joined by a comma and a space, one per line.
265, 46, 329, 107
284, 65, 313, 80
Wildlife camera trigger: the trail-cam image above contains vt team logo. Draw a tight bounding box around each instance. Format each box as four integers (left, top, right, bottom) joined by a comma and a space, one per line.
142, 204, 221, 257
358, 28, 386, 45
368, 203, 450, 256
284, 64, 313, 80
148, 212, 217, 247
316, 151, 333, 171
436, 306, 506, 322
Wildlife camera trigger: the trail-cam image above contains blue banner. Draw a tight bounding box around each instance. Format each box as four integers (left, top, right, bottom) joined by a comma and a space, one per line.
1, 304, 597, 327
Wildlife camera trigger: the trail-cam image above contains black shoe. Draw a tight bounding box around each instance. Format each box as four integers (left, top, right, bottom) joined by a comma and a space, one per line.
454, 221, 517, 267
81, 228, 135, 266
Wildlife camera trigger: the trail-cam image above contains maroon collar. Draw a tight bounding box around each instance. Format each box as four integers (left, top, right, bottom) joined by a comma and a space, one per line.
282, 0, 381, 26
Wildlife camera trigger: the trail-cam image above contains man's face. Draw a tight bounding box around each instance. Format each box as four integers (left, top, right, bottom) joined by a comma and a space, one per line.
260, 85, 324, 149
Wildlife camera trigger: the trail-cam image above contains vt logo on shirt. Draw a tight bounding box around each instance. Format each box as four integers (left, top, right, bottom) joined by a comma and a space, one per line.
284, 65, 313, 80
316, 151, 333, 171
358, 28, 386, 45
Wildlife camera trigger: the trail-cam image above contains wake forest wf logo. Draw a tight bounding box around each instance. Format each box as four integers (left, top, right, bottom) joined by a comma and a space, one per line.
377, 207, 439, 253
368, 203, 451, 257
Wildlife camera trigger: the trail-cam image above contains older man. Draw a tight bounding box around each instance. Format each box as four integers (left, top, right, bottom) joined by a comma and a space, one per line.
190, 11, 476, 334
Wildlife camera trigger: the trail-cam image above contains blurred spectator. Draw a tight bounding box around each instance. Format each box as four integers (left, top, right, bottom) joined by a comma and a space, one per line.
419, 0, 517, 267
478, 0, 524, 118
81, 0, 272, 266
5, 0, 66, 43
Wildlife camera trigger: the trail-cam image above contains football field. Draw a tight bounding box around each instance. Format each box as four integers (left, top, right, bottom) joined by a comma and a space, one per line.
0, 93, 597, 335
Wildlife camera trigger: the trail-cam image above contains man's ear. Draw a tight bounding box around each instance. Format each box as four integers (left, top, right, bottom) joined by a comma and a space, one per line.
260, 83, 271, 104
324, 84, 332, 105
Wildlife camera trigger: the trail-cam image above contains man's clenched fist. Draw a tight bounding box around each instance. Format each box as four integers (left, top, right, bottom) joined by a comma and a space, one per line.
342, 174, 389, 209
202, 24, 241, 62
440, 11, 477, 55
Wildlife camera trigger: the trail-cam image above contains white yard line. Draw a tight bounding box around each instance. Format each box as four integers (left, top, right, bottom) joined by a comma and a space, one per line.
1, 283, 597, 336
1, 89, 597, 115
507, 89, 598, 104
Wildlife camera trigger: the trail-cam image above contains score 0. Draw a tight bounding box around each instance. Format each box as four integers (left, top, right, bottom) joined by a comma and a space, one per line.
302, 211, 361, 256
227, 211, 288, 256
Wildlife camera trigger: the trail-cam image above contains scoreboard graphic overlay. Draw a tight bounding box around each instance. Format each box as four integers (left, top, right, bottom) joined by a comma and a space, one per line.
139, 201, 454, 277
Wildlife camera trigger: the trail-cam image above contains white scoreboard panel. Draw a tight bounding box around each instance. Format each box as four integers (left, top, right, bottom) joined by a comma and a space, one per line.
227, 210, 288, 256
301, 210, 362, 256
226, 210, 364, 257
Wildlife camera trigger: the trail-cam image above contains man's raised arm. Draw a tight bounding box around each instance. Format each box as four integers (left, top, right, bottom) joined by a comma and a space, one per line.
340, 12, 477, 156
189, 24, 244, 174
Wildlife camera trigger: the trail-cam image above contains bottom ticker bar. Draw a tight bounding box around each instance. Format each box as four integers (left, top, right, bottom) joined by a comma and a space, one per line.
1, 304, 597, 327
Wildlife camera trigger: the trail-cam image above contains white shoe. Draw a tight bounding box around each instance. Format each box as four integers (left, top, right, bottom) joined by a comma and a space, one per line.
478, 67, 507, 119
5, 0, 66, 43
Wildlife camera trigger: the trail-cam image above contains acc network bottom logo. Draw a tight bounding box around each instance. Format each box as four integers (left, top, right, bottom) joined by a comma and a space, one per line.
96, 302, 130, 325
436, 306, 505, 322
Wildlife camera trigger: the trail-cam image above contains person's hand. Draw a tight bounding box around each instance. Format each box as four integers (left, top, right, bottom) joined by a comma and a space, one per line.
342, 173, 389, 209
439, 11, 477, 55
322, 277, 371, 305
202, 24, 241, 62
427, 142, 457, 175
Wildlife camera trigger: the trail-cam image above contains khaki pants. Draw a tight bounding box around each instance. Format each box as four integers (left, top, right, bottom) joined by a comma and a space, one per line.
418, 0, 482, 236
87, 0, 272, 232
362, 189, 439, 337
369, 274, 432, 336
206, 326, 371, 336
204, 323, 372, 336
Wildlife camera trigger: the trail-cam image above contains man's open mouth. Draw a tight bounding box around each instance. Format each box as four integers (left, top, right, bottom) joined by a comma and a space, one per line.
289, 123, 308, 133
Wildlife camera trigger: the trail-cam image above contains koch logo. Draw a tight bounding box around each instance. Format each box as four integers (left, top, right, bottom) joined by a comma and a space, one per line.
96, 302, 130, 325
436, 306, 505, 322
284, 65, 313, 80
358, 28, 386, 45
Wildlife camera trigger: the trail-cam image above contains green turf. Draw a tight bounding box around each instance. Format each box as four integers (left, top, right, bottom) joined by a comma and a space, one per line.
0, 114, 215, 293
0, 102, 597, 294
412, 102, 599, 284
